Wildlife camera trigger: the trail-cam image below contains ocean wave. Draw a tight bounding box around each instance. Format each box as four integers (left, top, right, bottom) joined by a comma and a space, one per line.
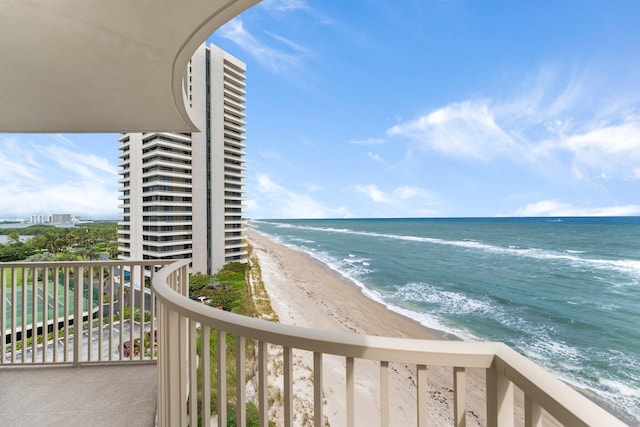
378, 302, 478, 341
261, 234, 477, 340
354, 282, 480, 340
597, 378, 640, 423
391, 282, 495, 316
254, 220, 640, 279
253, 221, 640, 423
344, 253, 371, 264
520, 334, 583, 365
279, 241, 374, 286
515, 332, 640, 423
290, 237, 317, 245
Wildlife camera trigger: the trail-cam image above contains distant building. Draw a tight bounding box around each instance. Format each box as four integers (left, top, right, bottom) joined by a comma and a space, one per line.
29, 213, 76, 224
0, 218, 25, 224
51, 214, 74, 224
31, 214, 47, 224
117, 43, 247, 275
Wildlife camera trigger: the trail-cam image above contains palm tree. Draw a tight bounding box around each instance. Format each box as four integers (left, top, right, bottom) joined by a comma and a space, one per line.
86, 247, 99, 260
7, 231, 20, 244
108, 242, 119, 259
42, 232, 55, 253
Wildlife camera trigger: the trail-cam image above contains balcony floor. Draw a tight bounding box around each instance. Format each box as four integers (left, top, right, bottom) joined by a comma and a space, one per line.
0, 364, 156, 426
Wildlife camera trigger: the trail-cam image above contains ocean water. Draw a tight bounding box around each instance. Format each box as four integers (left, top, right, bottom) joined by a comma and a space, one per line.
251, 217, 640, 424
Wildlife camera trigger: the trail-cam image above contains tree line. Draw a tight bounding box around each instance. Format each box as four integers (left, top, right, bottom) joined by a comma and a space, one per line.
0, 222, 118, 262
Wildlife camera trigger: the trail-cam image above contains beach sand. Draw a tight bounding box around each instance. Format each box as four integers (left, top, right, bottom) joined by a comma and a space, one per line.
247, 230, 500, 427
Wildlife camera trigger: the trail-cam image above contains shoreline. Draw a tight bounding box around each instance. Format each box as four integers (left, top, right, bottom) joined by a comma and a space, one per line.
247, 230, 492, 426
305, 244, 467, 342
247, 229, 632, 426
248, 230, 445, 341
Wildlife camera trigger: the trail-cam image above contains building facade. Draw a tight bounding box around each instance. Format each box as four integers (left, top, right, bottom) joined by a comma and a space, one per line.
117, 43, 247, 274
51, 214, 74, 224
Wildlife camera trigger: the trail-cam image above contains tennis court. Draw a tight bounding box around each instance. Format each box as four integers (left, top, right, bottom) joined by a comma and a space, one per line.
2, 282, 94, 329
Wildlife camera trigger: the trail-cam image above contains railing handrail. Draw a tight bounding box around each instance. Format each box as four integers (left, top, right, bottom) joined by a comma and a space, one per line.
0, 260, 173, 268
152, 259, 626, 426
153, 261, 497, 366
2, 259, 172, 367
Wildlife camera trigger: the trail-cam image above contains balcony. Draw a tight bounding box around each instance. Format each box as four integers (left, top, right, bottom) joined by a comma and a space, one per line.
0, 259, 624, 426
0, 260, 169, 426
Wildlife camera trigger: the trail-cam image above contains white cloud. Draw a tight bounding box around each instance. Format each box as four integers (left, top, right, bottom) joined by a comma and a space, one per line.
2, 182, 119, 219
386, 67, 640, 182
43, 145, 117, 185
217, 19, 307, 75
264, 31, 311, 56
367, 152, 384, 162
250, 174, 348, 218
304, 183, 321, 192
387, 100, 517, 160
261, 0, 309, 13
0, 135, 118, 218
355, 184, 389, 203
258, 150, 283, 160
354, 184, 441, 217
260, 0, 334, 25
394, 186, 436, 200
562, 119, 640, 180
350, 137, 385, 145
0, 139, 40, 182
514, 200, 640, 217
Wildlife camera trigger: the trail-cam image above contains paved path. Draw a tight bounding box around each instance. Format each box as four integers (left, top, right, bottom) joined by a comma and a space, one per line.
5, 320, 152, 363
0, 364, 157, 426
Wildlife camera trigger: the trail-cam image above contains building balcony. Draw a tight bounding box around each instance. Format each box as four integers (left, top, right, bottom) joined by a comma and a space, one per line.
223, 97, 247, 114
142, 150, 192, 164
142, 229, 192, 237
224, 112, 247, 128
224, 82, 247, 97
142, 249, 193, 259
224, 147, 247, 158
225, 173, 247, 182
142, 187, 192, 196
224, 123, 246, 137
142, 170, 193, 181
0, 260, 169, 425
0, 259, 625, 426
224, 104, 247, 121
224, 152, 246, 163
225, 225, 248, 234
223, 70, 247, 89
225, 133, 247, 144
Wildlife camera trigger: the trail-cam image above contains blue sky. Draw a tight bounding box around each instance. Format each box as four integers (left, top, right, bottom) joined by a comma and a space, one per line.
2, 0, 640, 219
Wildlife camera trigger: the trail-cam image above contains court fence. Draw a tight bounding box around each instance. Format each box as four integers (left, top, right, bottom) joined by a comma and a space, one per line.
1, 260, 170, 365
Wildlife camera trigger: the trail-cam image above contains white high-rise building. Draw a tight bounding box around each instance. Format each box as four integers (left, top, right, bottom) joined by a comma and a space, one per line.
51, 214, 73, 224
117, 43, 247, 274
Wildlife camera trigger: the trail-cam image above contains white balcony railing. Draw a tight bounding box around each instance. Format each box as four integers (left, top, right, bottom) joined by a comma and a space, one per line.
1, 259, 626, 425
153, 259, 625, 427
1, 260, 170, 366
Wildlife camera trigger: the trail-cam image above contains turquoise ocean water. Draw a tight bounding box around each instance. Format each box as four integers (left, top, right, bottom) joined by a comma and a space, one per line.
251, 217, 640, 424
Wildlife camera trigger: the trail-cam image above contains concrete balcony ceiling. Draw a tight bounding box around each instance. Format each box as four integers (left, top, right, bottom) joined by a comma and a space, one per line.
0, 0, 259, 133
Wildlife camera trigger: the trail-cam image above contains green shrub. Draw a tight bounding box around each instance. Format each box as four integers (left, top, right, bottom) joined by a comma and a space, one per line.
189, 272, 216, 292
190, 263, 250, 314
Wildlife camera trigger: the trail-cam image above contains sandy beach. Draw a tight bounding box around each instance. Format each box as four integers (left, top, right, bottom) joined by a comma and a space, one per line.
248, 230, 497, 427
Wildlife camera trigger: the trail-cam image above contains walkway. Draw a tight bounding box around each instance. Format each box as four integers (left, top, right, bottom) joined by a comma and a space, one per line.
0, 364, 157, 426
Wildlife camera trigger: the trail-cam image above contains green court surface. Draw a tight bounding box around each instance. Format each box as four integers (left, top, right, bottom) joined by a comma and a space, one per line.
3, 282, 97, 329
